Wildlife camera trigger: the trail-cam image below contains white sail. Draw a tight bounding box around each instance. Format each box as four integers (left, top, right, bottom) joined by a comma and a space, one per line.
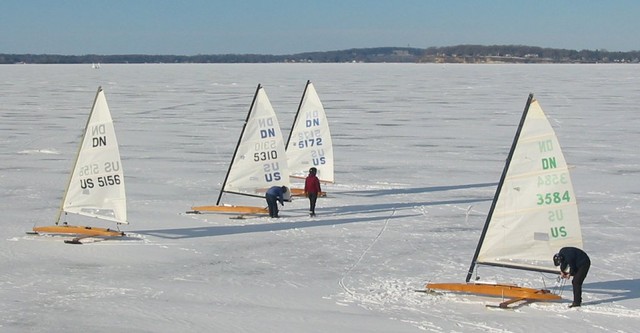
474, 95, 582, 273
286, 81, 334, 183
59, 87, 127, 224
222, 85, 290, 197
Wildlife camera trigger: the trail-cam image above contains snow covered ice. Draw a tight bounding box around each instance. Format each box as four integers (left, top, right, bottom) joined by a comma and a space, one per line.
1, 63, 639, 332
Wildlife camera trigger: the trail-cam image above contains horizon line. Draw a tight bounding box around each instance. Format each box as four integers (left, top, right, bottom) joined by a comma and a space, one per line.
2, 44, 639, 57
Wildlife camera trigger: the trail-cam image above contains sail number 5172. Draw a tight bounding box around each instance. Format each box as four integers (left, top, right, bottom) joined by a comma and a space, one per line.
536, 191, 571, 205
298, 138, 322, 148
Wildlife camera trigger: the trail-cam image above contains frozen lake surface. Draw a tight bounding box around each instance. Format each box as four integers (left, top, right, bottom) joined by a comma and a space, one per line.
1, 63, 639, 332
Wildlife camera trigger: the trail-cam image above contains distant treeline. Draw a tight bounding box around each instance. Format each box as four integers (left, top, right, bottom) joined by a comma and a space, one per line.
2, 45, 639, 64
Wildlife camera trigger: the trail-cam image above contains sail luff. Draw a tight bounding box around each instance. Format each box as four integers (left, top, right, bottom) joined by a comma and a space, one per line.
465, 93, 534, 282
55, 87, 104, 225
216, 84, 262, 206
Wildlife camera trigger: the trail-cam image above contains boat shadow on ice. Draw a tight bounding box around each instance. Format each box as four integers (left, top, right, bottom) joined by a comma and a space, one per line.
133, 214, 413, 240
338, 182, 497, 197
582, 278, 640, 305
134, 196, 490, 240
326, 197, 492, 216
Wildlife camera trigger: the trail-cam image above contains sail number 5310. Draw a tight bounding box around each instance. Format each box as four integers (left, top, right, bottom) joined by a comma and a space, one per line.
536, 191, 571, 205
254, 150, 278, 161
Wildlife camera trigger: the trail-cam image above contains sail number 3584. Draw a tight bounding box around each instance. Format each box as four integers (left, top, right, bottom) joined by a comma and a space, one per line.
536, 191, 571, 205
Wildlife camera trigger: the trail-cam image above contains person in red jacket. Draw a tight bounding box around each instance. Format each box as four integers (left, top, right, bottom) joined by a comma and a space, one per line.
304, 167, 322, 217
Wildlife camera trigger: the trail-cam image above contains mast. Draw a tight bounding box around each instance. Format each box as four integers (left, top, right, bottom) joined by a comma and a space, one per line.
465, 93, 535, 282
216, 84, 262, 206
55, 87, 103, 224
285, 80, 311, 148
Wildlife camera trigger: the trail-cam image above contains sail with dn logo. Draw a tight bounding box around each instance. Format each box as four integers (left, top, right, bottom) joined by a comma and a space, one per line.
426, 94, 583, 308
285, 81, 334, 197
31, 87, 127, 242
188, 84, 290, 215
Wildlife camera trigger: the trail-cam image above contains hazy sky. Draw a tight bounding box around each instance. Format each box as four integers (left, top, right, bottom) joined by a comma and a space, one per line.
1, 0, 638, 55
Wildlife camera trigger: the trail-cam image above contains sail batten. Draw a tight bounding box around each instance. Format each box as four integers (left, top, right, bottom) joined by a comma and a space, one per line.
503, 168, 572, 181
490, 201, 577, 217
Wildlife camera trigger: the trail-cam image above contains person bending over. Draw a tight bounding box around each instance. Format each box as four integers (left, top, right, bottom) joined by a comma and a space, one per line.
553, 246, 591, 308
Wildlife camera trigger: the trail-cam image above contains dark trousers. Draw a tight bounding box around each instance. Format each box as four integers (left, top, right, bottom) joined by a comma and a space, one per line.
572, 261, 590, 305
266, 194, 279, 217
308, 192, 318, 213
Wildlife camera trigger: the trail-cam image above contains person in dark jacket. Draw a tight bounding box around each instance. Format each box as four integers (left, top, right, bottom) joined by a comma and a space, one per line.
304, 167, 322, 217
265, 186, 288, 218
553, 247, 591, 308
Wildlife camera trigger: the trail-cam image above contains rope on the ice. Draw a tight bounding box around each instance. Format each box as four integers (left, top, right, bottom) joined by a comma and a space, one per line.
540, 271, 568, 296
556, 276, 568, 296
338, 208, 395, 297
464, 205, 474, 223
